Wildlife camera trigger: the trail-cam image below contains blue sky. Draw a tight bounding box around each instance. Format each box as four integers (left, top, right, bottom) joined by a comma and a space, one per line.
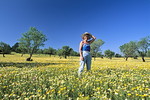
0, 0, 150, 54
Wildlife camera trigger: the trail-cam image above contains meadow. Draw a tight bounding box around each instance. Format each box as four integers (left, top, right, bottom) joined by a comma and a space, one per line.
0, 54, 150, 100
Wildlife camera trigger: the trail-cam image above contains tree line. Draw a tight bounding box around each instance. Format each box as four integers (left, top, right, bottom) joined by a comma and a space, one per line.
0, 43, 79, 60
0, 27, 150, 62
120, 36, 150, 62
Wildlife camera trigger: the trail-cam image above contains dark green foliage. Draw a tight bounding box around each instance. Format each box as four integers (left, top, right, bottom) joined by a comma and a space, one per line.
96, 52, 104, 58
70, 50, 79, 56
115, 53, 122, 58
18, 27, 47, 61
104, 49, 115, 59
36, 49, 44, 54
147, 50, 150, 57
137, 36, 150, 62
57, 49, 64, 59
62, 46, 73, 59
120, 41, 138, 61
11, 42, 19, 52
90, 39, 104, 60
11, 42, 23, 53
57, 46, 73, 59
43, 47, 57, 56
0, 42, 11, 57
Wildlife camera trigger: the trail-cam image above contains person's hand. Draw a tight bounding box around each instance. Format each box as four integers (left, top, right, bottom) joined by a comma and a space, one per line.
92, 35, 96, 39
80, 57, 84, 61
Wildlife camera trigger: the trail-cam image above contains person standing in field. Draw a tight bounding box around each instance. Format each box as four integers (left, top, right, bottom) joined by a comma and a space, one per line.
78, 32, 96, 76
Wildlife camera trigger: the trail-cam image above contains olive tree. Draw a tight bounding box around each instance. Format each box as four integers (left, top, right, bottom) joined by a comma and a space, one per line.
18, 27, 47, 61
120, 41, 138, 61
57, 49, 63, 59
147, 50, 150, 57
137, 36, 150, 62
62, 46, 73, 59
57, 46, 73, 59
0, 42, 11, 57
104, 49, 115, 59
43, 47, 56, 56
11, 42, 19, 52
90, 39, 104, 60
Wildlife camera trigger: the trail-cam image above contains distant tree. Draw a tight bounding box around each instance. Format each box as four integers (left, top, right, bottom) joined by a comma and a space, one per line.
133, 55, 138, 59
43, 47, 56, 56
62, 46, 73, 59
147, 50, 150, 57
115, 53, 122, 58
48, 47, 57, 56
57, 49, 63, 59
104, 49, 115, 59
18, 27, 47, 61
0, 42, 11, 57
90, 39, 104, 60
68, 48, 73, 57
43, 48, 49, 54
70, 50, 79, 56
137, 36, 150, 62
120, 41, 138, 61
18, 46, 27, 57
57, 46, 73, 59
11, 42, 19, 52
96, 52, 104, 58
37, 49, 43, 54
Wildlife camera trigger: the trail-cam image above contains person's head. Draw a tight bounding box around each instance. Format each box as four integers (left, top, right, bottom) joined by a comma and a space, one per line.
82, 32, 92, 41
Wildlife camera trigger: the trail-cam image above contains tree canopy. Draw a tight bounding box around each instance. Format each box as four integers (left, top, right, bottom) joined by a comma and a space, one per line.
104, 49, 115, 59
90, 39, 104, 60
0, 42, 11, 57
18, 27, 47, 61
137, 36, 150, 62
120, 41, 138, 61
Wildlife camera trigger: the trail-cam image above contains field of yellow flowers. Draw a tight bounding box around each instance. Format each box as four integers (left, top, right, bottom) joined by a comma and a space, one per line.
0, 54, 150, 100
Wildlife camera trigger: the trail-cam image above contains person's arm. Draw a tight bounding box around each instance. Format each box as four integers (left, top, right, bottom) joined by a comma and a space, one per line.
79, 41, 84, 61
89, 35, 96, 44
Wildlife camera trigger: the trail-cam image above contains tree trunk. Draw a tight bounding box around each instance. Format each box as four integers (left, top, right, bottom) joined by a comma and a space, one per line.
64, 55, 67, 59
21, 53, 24, 57
26, 53, 33, 61
142, 56, 145, 62
26, 48, 36, 61
94, 57, 96, 61
29, 53, 32, 59
125, 57, 128, 61
3, 53, 5, 57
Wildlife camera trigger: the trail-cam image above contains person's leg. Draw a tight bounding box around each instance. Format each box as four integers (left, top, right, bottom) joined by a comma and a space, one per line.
78, 52, 87, 76
78, 60, 85, 73
86, 53, 91, 71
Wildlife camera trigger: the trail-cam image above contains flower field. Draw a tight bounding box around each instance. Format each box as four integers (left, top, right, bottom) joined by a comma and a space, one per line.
0, 54, 150, 100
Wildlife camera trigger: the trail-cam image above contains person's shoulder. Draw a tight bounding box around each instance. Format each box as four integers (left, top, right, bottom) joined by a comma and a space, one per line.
80, 41, 84, 45
80, 41, 84, 44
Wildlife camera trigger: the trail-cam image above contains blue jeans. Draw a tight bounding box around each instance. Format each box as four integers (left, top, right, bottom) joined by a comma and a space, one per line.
78, 51, 92, 73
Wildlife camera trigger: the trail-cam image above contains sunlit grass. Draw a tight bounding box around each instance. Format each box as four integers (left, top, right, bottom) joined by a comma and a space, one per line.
0, 54, 150, 99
